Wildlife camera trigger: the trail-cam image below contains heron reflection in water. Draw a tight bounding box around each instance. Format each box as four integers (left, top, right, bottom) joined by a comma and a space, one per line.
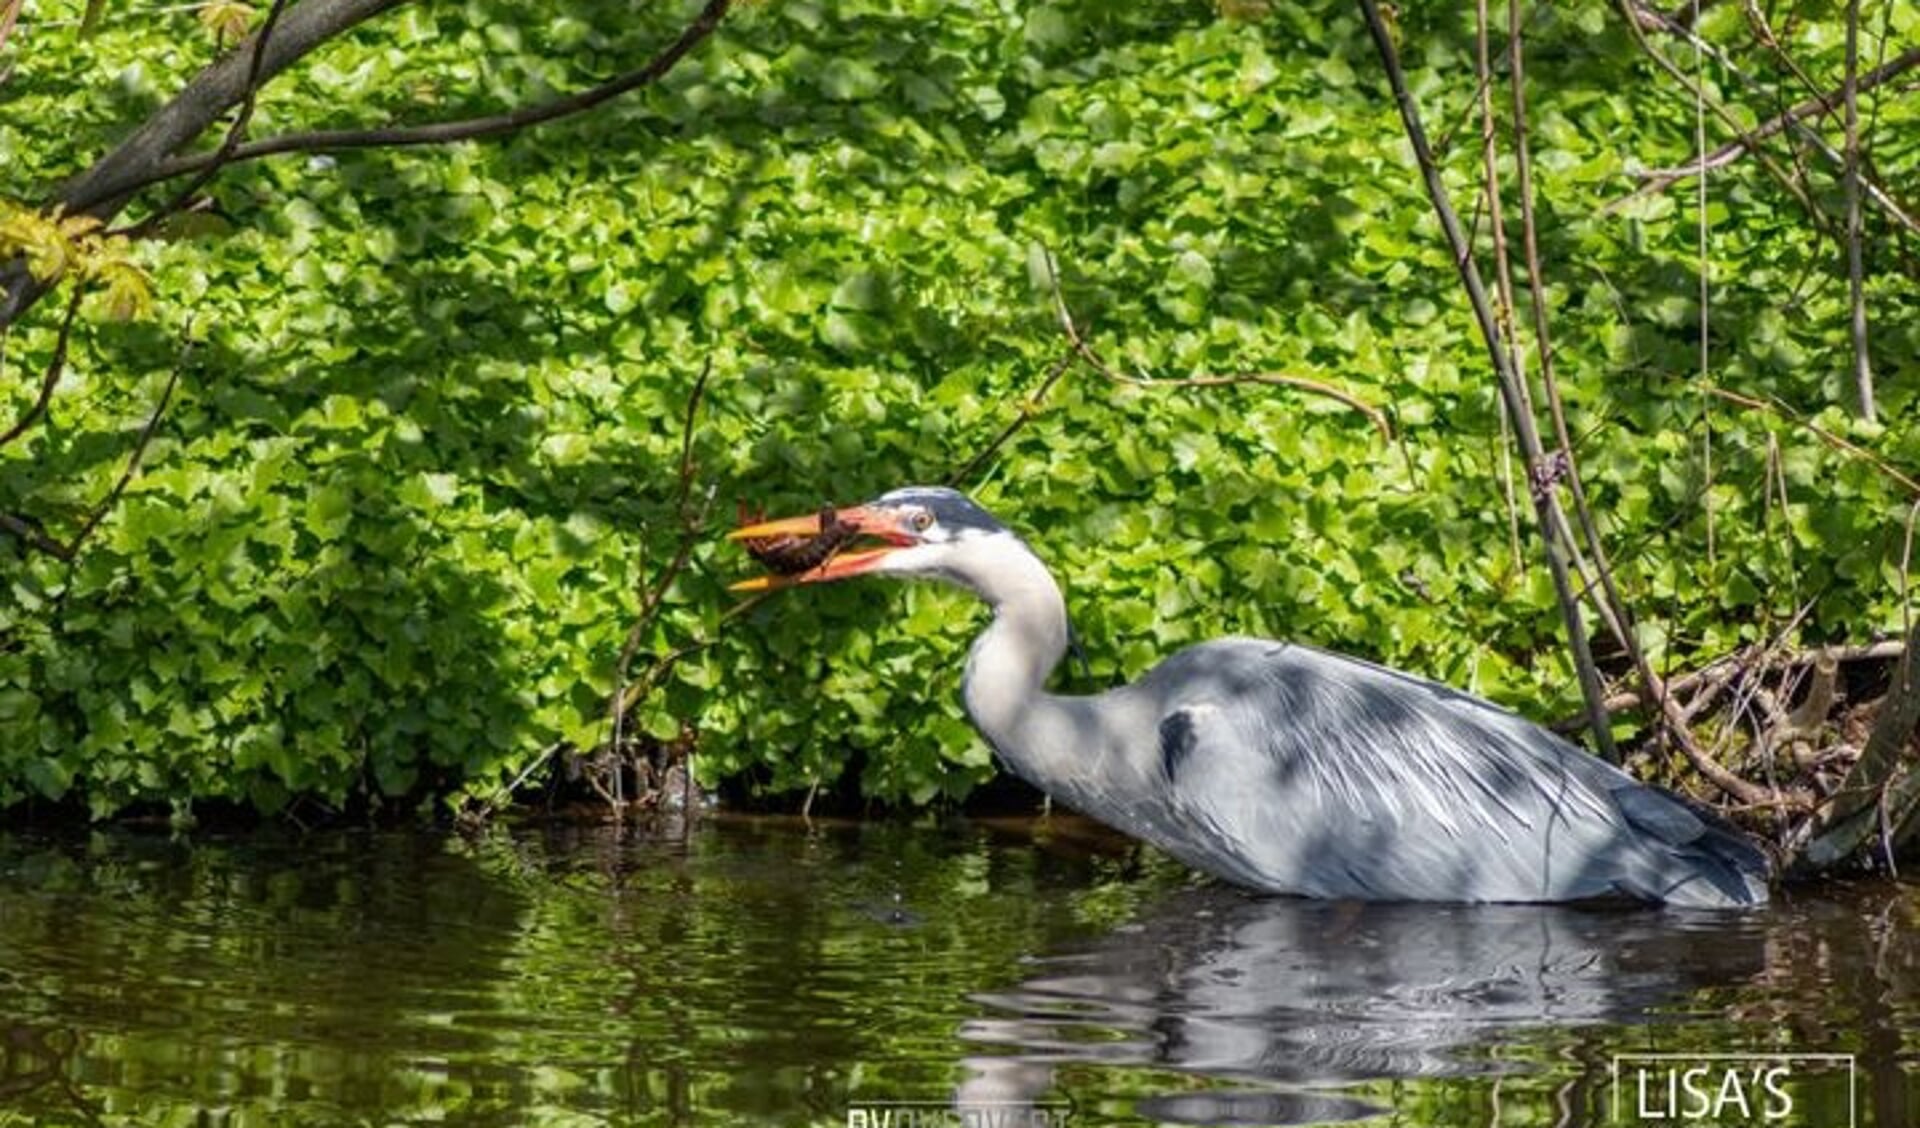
955, 886, 1768, 1123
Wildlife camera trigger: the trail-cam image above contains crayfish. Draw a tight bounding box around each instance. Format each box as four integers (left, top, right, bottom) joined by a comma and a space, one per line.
736, 502, 860, 575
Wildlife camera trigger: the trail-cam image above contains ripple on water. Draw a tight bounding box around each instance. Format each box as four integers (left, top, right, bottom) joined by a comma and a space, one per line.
0, 821, 1914, 1127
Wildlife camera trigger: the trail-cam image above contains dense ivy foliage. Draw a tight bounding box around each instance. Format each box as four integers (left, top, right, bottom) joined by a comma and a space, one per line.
1, 0, 1915, 816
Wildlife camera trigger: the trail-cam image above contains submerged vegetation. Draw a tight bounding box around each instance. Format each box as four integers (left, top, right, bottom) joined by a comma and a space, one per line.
1, 1, 1918, 867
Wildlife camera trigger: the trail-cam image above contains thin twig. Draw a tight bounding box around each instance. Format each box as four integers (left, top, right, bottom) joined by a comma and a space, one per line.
1694, 0, 1716, 575
1611, 47, 1920, 200
1693, 9, 1920, 238
1842, 0, 1875, 422
1741, 0, 1851, 119
599, 357, 723, 810
122, 0, 291, 238
609, 360, 718, 760
1481, 0, 1529, 578
1039, 249, 1393, 442
477, 741, 565, 821
1475, 0, 1531, 428
613, 592, 770, 721
1617, 5, 1920, 238
1611, 0, 1828, 230
1430, 0, 1558, 161
1701, 385, 1920, 496
64, 347, 187, 554
0, 289, 84, 450
1356, 0, 1618, 762
1495, 390, 1523, 575
1477, 0, 1553, 594
675, 360, 709, 519
947, 345, 1078, 486
1762, 433, 1795, 611
1512, 0, 1679, 755
128, 0, 734, 197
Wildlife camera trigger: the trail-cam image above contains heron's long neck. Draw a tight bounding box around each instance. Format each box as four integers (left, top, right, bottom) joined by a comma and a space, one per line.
958, 542, 1082, 788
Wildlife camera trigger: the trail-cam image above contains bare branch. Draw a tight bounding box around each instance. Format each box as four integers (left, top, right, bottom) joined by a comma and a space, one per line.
1611, 0, 1828, 230
1475, 0, 1531, 429
1611, 49, 1920, 202
1511, 0, 1685, 764
60, 0, 410, 215
674, 356, 711, 522
135, 0, 734, 196
612, 592, 768, 724
1843, 0, 1875, 422
0, 289, 84, 451
1702, 385, 1920, 496
607, 358, 721, 805
1478, 0, 1554, 587
1355, 0, 1618, 762
1040, 250, 1393, 443
126, 0, 295, 238
1740, 0, 1848, 113
63, 344, 188, 555
6, 0, 410, 331
1613, 8, 1920, 238
947, 345, 1078, 487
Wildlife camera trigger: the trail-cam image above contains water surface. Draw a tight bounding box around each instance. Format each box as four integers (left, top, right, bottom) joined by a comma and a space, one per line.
0, 817, 1910, 1126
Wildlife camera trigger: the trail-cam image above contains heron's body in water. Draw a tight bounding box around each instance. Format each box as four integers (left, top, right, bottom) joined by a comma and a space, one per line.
732, 487, 1770, 908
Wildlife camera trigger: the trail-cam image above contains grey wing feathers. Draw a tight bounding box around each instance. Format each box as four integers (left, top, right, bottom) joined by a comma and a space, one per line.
1608, 784, 1771, 904
1137, 640, 1769, 906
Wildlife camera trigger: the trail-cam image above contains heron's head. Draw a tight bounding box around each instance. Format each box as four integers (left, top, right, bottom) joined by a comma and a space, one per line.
728, 486, 1020, 592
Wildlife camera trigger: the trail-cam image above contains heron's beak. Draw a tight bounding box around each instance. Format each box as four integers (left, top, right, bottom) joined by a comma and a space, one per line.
726, 504, 917, 591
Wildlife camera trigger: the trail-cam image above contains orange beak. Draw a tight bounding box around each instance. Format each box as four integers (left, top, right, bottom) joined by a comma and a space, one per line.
726, 504, 918, 591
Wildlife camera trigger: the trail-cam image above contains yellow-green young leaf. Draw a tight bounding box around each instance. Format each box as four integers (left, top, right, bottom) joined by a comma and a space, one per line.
0, 203, 79, 281
90, 259, 154, 321
197, 0, 254, 46
54, 210, 103, 242
1, 203, 124, 293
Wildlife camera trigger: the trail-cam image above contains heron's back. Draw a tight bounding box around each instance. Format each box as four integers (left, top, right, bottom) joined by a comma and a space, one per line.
1079, 639, 1768, 907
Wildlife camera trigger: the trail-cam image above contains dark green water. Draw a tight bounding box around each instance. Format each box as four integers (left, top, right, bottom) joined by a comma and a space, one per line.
0, 816, 1911, 1127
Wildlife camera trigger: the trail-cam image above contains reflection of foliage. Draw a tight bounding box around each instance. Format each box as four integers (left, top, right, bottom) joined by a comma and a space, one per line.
0, 825, 1904, 1125
0, 1, 1916, 819
0, 823, 1181, 1125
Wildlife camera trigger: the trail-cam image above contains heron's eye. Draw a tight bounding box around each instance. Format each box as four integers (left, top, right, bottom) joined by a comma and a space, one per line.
909, 509, 934, 532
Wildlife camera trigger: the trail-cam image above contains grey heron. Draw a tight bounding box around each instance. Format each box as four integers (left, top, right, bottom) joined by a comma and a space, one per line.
730, 486, 1770, 907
